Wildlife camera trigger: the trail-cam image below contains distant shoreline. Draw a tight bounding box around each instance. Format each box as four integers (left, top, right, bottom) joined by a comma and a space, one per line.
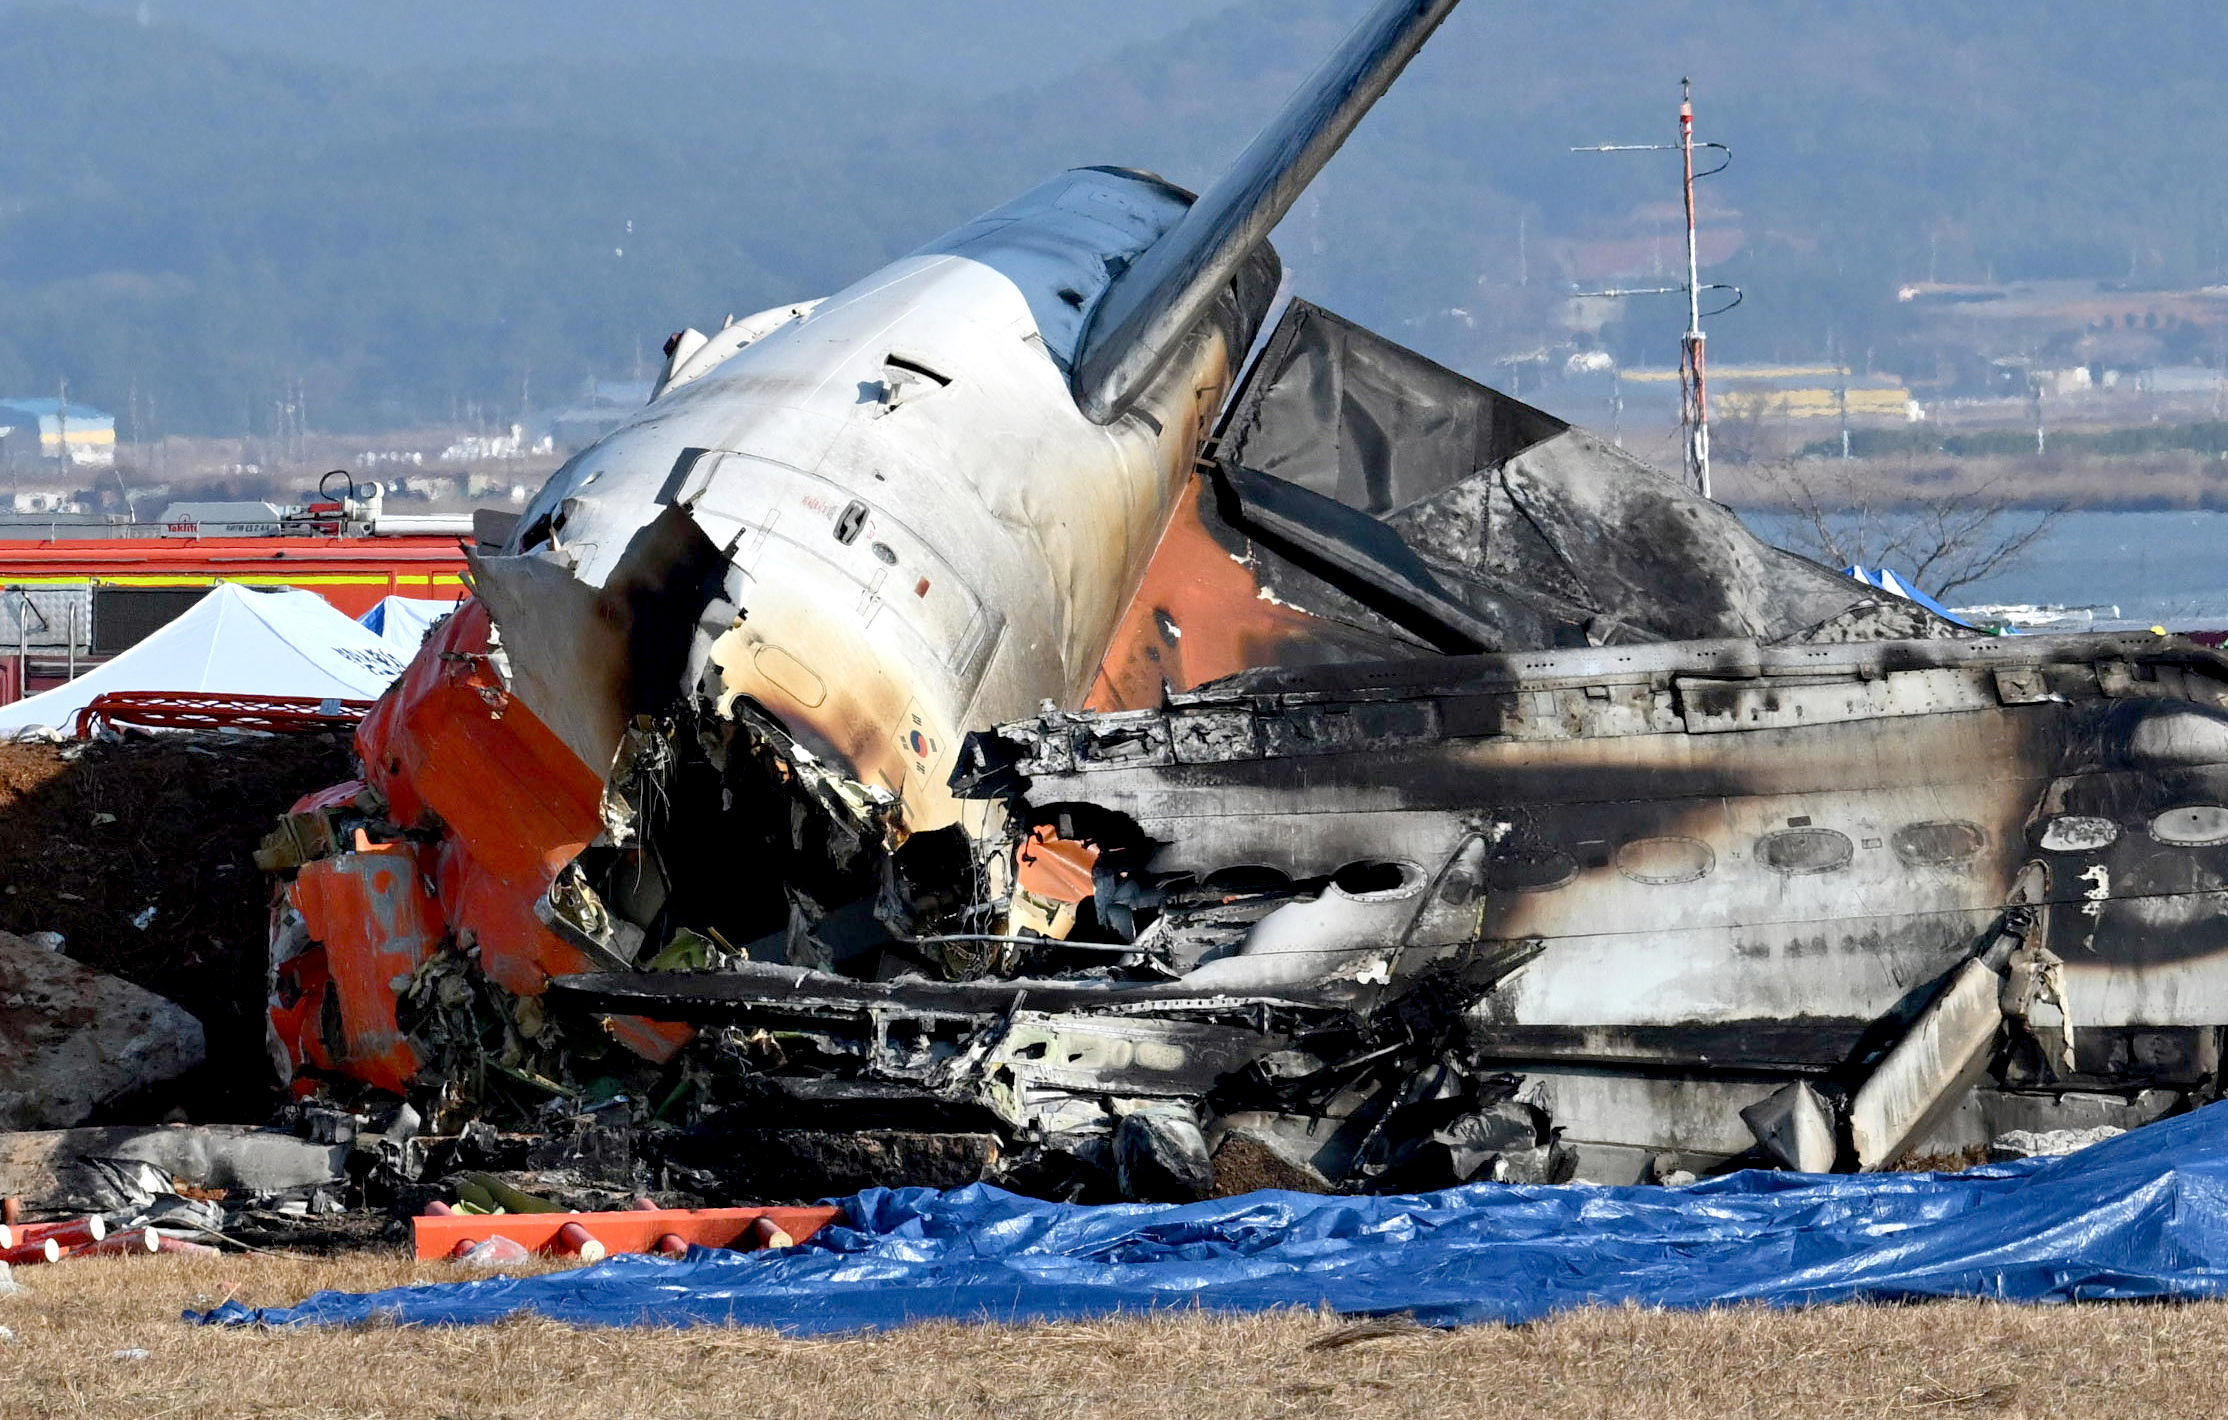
1714, 451, 2228, 515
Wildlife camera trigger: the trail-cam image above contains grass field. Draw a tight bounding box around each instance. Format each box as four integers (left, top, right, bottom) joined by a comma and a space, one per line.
3, 1251, 2226, 1419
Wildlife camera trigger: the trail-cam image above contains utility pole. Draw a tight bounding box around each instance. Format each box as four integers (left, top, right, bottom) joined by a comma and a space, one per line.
1574, 80, 1738, 500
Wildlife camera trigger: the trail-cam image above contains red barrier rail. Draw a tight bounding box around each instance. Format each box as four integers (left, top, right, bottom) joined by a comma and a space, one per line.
75, 692, 377, 739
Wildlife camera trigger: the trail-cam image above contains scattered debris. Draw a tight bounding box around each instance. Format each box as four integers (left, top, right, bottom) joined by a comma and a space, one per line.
1306, 1316, 1430, 1352
191, 1107, 2228, 1333
660, 1128, 1003, 1202
449, 1236, 531, 1269
1743, 1083, 1838, 1174
135, 1194, 225, 1235
1991, 1126, 2127, 1162
0, 1125, 346, 1213
1114, 1109, 1215, 1203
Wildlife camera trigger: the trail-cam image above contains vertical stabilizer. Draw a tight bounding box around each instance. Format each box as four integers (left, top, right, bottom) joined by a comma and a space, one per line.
1070, 0, 1462, 424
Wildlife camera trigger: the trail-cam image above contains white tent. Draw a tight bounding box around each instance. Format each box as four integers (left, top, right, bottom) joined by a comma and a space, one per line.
358, 595, 459, 653
0, 584, 413, 733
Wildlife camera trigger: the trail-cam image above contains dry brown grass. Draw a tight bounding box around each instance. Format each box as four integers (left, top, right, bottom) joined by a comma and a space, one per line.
5, 1250, 2228, 1419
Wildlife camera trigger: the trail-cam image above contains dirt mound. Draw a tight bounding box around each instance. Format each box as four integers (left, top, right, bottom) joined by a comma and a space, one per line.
0, 732, 354, 1122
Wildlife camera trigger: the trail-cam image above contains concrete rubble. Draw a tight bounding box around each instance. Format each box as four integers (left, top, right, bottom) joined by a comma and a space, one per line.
0, 931, 203, 1131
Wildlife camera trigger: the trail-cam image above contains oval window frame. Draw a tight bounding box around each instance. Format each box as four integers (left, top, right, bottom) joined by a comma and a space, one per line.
1326, 860, 1428, 904
1891, 820, 1988, 867
2150, 805, 2228, 847
2039, 816, 2120, 853
1615, 836, 1715, 886
752, 643, 827, 709
1758, 827, 1855, 876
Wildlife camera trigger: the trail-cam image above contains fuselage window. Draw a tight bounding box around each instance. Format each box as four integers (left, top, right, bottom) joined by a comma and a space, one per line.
1759, 827, 1855, 876
1891, 821, 1987, 867
2150, 806, 2228, 847
1615, 836, 1714, 885
2039, 816, 2120, 853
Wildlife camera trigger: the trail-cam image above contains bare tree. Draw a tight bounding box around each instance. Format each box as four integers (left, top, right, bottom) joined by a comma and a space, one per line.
1756, 456, 2070, 600
1710, 392, 1794, 468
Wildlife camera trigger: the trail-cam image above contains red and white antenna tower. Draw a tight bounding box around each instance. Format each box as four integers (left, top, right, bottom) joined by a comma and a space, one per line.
1676, 79, 1709, 499
1574, 80, 1739, 500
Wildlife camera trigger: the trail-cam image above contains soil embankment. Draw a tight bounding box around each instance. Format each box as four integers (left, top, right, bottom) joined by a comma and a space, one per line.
0, 734, 354, 1122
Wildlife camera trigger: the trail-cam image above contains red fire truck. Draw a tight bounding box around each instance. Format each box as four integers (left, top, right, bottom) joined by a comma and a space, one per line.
0, 474, 471, 704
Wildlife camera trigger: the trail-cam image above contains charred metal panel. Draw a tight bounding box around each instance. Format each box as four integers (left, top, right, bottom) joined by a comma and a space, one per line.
1085, 297, 1971, 711
470, 503, 730, 781
1519, 1071, 1791, 1161
1849, 960, 2005, 1169
974, 635, 2228, 1053
1213, 299, 1961, 653
1085, 471, 1449, 712
1220, 301, 1568, 515
550, 963, 1334, 1023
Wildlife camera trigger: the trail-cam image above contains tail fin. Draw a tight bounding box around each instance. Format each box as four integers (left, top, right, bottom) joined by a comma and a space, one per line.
1070, 0, 1462, 424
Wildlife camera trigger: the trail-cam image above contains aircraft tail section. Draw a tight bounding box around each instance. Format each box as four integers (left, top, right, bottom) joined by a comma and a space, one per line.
1070, 0, 1461, 424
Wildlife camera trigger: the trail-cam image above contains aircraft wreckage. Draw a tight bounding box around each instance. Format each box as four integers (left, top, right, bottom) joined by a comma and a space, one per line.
261, 0, 2228, 1198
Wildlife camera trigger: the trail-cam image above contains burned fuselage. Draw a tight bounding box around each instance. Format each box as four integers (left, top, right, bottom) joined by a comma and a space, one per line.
262, 0, 2228, 1200
541, 630, 2228, 1190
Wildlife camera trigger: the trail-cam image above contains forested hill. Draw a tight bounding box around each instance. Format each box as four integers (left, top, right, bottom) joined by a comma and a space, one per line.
0, 0, 2223, 435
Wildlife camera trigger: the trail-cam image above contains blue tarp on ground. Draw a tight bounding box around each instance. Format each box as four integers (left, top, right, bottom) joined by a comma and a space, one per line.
195, 1103, 2228, 1335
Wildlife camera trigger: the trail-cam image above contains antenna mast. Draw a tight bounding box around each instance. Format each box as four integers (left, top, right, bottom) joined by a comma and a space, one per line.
1677, 79, 1710, 500
1573, 80, 1738, 500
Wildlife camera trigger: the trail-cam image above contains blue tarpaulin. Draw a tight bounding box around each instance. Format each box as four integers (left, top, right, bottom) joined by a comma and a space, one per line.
1844, 564, 1973, 627
196, 1104, 2228, 1335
